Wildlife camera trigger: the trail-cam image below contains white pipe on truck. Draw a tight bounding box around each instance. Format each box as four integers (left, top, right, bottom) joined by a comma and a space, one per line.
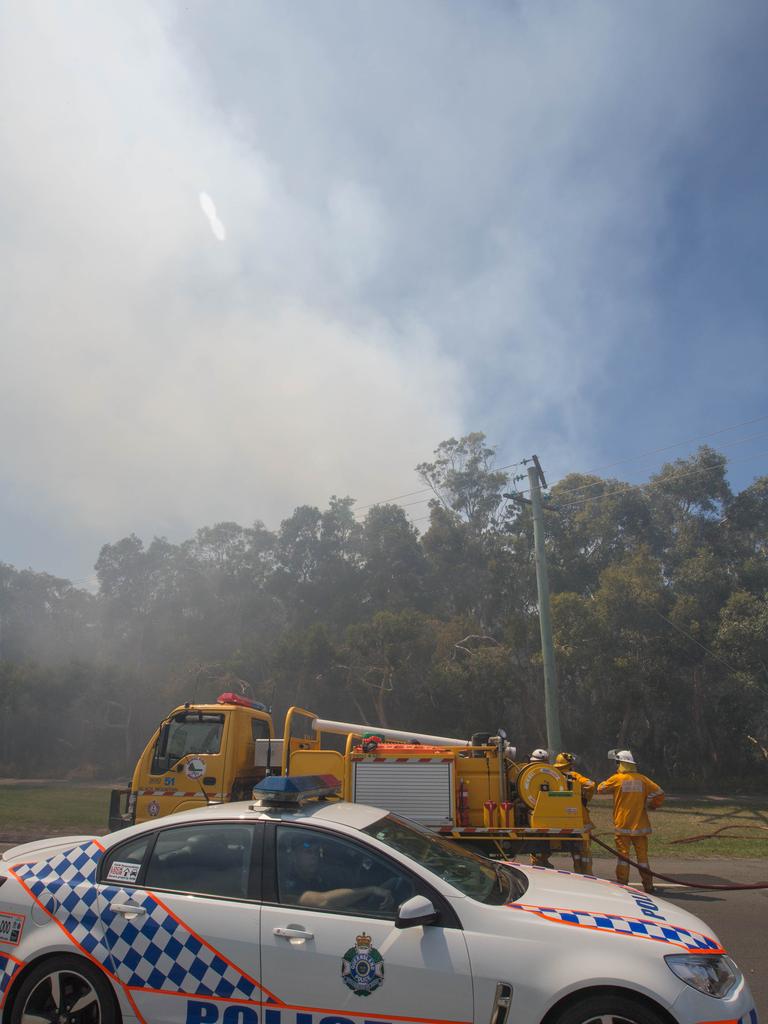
311, 717, 470, 747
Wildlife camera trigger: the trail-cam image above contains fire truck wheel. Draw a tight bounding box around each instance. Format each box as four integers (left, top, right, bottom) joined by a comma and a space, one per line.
10, 954, 119, 1024
551, 992, 666, 1024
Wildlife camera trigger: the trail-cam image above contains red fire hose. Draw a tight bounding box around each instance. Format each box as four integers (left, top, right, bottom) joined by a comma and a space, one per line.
670, 824, 768, 844
590, 834, 768, 891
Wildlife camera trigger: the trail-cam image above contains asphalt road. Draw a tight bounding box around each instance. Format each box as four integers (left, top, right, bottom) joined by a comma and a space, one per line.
1, 841, 764, 1018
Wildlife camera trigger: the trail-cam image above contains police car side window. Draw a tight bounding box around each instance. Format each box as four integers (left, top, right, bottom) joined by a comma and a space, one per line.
143, 824, 257, 901
101, 834, 153, 887
275, 826, 418, 919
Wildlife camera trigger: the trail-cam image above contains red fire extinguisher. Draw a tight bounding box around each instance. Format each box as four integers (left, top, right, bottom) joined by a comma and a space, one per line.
458, 780, 470, 825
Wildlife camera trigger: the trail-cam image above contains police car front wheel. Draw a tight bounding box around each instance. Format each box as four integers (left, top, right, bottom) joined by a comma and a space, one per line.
10, 954, 118, 1024
551, 993, 667, 1024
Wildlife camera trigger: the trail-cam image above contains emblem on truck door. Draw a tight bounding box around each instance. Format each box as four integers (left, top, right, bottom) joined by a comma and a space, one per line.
184, 757, 206, 780
341, 933, 384, 996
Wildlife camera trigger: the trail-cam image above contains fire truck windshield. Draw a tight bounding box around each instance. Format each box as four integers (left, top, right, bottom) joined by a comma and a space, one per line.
151, 712, 224, 773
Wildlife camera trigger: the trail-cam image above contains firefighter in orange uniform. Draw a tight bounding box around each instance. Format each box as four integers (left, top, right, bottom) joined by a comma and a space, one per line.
554, 752, 595, 874
597, 749, 664, 893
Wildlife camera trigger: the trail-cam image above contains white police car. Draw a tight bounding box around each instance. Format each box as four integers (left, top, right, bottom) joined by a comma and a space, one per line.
0, 776, 757, 1024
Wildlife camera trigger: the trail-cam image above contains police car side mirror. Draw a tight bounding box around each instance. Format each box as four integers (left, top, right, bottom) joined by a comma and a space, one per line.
395, 895, 438, 929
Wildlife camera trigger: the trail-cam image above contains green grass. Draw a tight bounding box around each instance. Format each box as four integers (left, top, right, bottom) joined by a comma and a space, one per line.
588, 795, 768, 858
0, 783, 109, 839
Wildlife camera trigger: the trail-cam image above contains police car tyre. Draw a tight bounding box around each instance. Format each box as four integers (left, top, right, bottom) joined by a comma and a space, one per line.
10, 954, 118, 1024
551, 993, 666, 1024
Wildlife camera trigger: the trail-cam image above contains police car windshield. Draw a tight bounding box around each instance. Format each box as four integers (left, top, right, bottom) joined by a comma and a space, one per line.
362, 814, 527, 904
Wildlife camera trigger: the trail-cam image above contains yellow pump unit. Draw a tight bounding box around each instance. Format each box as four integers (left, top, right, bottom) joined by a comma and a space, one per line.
282, 713, 588, 858
515, 762, 583, 829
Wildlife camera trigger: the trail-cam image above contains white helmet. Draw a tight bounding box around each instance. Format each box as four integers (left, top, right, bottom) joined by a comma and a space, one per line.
530, 748, 549, 762
608, 748, 636, 765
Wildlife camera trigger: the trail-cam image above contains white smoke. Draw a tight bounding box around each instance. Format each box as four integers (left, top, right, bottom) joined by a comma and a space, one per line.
0, 2, 461, 568
0, 0, 762, 578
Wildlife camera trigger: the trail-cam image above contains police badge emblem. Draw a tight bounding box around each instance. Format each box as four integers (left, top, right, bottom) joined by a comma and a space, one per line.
341, 932, 384, 996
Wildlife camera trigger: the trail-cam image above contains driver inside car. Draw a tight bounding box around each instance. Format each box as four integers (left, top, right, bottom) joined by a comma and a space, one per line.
279, 834, 398, 912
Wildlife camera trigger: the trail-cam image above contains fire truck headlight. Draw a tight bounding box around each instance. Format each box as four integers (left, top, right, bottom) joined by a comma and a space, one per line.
665, 954, 741, 998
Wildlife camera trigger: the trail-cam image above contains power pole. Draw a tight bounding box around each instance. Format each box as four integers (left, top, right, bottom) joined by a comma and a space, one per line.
527, 456, 562, 753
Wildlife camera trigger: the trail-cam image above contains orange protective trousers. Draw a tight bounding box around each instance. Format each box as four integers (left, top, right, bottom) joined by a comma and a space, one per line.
614, 834, 653, 891
570, 837, 593, 875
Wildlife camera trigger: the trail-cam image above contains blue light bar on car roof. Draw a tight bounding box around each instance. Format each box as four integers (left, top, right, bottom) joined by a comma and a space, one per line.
251, 774, 341, 805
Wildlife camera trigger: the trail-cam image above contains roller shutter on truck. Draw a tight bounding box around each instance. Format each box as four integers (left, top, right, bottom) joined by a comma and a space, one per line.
352, 762, 454, 825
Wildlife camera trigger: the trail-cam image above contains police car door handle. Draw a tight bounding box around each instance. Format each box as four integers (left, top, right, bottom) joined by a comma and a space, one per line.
110, 901, 147, 919
273, 926, 314, 942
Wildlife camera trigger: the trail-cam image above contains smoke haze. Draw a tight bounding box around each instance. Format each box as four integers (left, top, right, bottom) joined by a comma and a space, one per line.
1, 1, 766, 579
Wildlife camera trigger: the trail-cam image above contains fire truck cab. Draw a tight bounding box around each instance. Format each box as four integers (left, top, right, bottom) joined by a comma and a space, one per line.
109, 693, 277, 829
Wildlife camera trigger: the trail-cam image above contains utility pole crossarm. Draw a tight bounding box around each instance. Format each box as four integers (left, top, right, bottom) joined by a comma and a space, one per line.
531, 453, 547, 489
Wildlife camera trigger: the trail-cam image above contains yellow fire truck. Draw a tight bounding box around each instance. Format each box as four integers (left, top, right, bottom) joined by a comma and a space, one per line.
109, 693, 588, 859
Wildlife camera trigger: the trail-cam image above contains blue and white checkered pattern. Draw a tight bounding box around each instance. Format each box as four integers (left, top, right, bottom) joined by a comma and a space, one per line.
507, 903, 723, 952
99, 885, 260, 999
14, 840, 103, 890
524, 865, 650, 893
0, 953, 22, 1006
12, 842, 261, 1000
528, 865, 578, 876
13, 841, 114, 965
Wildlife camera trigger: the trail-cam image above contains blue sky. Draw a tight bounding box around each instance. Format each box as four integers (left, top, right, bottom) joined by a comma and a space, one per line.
1, 1, 766, 583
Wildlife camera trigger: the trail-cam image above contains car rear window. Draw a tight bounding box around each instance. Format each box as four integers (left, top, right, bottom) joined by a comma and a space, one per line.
144, 824, 256, 900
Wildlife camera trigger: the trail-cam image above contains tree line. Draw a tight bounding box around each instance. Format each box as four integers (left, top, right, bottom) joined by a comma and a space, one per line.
1, 433, 766, 789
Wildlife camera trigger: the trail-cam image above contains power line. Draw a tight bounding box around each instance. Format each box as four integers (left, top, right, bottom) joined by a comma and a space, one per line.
508, 426, 768, 503
407, 448, 767, 528
537, 426, 768, 503
353, 485, 440, 513
507, 429, 768, 507
392, 495, 437, 511
68, 573, 100, 588
380, 445, 768, 533
545, 412, 768, 494
550, 447, 768, 513
352, 457, 526, 518
649, 608, 768, 698
356, 413, 768, 523
404, 455, 768, 694
52, 415, 768, 590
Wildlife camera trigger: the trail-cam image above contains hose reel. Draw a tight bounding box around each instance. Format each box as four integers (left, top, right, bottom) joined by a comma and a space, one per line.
515, 763, 569, 809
